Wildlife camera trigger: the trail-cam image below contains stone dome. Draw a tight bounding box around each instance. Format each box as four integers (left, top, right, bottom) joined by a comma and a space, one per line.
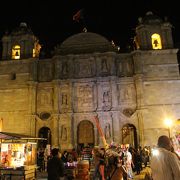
54, 32, 117, 55
138, 11, 163, 25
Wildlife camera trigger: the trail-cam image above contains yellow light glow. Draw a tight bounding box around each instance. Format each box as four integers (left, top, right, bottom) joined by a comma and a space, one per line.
151, 33, 162, 50
12, 45, 20, 60
164, 118, 172, 127
152, 148, 159, 156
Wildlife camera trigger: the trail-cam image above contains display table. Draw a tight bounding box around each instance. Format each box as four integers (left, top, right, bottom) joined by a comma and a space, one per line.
0, 165, 36, 180
64, 162, 78, 178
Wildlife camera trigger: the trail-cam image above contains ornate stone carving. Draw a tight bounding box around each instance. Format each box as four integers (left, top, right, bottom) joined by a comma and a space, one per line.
62, 61, 68, 75
77, 85, 93, 108
37, 89, 53, 109
61, 125, 67, 141
101, 59, 109, 73
119, 86, 131, 102
61, 93, 67, 105
59, 84, 71, 112
123, 108, 135, 117
38, 63, 53, 81
102, 90, 111, 111
105, 123, 111, 139
39, 93, 52, 106
74, 57, 94, 77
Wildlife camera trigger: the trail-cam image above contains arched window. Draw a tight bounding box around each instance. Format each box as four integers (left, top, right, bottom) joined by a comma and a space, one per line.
33, 42, 41, 58
12, 45, 20, 59
151, 33, 162, 49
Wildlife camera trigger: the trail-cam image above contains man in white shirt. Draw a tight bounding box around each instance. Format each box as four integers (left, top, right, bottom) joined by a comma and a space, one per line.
151, 135, 180, 180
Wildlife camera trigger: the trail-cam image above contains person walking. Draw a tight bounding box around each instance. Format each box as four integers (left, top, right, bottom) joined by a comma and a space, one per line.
124, 147, 134, 179
151, 135, 180, 180
134, 149, 142, 175
47, 148, 65, 180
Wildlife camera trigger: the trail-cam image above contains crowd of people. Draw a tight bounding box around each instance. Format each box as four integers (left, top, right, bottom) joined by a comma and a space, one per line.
37, 135, 180, 180
92, 144, 151, 180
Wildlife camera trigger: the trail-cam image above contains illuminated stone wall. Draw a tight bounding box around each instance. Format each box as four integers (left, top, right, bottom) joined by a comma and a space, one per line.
0, 31, 180, 150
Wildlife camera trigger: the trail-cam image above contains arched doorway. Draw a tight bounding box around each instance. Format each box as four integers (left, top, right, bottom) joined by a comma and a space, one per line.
77, 120, 94, 150
38, 127, 51, 150
122, 124, 138, 149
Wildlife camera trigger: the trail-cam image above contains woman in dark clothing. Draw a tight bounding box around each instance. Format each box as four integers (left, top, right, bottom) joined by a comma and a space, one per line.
61, 150, 69, 163
134, 149, 142, 175
47, 148, 65, 180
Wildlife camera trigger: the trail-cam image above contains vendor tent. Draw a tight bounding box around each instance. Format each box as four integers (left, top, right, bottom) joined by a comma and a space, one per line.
0, 132, 45, 141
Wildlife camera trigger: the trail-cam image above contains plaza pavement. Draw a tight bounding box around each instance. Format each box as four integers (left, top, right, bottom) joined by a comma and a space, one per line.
36, 166, 152, 180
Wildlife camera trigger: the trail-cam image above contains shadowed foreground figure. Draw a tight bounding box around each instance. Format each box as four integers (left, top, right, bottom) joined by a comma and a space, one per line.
47, 148, 65, 180
151, 135, 180, 180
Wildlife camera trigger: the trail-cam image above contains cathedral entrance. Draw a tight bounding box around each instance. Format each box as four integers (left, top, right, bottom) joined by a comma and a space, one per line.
77, 120, 94, 150
38, 127, 51, 149
122, 124, 138, 149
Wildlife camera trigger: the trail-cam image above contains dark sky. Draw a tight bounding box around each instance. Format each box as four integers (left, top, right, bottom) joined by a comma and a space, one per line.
0, 0, 180, 56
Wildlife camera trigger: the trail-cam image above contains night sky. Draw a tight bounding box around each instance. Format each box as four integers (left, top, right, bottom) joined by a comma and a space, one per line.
0, 0, 180, 57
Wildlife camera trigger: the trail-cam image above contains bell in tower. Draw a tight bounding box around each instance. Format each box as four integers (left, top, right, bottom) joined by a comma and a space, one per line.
134, 11, 174, 50
1, 22, 41, 60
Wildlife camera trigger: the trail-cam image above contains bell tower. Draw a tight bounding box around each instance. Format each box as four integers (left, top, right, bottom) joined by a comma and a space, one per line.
134, 11, 174, 50
1, 22, 41, 60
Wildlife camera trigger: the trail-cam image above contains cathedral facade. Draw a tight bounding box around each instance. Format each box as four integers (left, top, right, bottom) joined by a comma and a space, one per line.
0, 12, 180, 150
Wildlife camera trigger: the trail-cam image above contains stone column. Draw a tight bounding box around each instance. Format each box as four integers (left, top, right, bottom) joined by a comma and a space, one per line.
134, 74, 144, 109
134, 74, 145, 146
52, 114, 59, 148
52, 80, 60, 114
136, 110, 145, 146
28, 81, 37, 136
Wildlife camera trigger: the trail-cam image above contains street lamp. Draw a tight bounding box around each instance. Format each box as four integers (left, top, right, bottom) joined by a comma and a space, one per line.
164, 118, 172, 138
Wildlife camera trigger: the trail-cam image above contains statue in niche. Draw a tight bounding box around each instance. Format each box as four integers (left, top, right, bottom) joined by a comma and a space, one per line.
120, 87, 130, 101
124, 88, 130, 100
40, 93, 49, 105
62, 93, 68, 105
126, 62, 131, 73
79, 62, 91, 76
61, 125, 67, 141
101, 59, 108, 72
62, 61, 68, 75
103, 91, 110, 103
105, 123, 111, 139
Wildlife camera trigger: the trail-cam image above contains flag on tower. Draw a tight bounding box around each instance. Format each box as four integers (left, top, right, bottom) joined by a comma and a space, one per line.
73, 9, 84, 22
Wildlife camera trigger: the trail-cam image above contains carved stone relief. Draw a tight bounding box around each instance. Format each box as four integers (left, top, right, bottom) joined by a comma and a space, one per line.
101, 84, 111, 111
61, 125, 67, 141
105, 123, 111, 140
102, 90, 111, 111
76, 84, 94, 109
123, 108, 135, 117
61, 93, 68, 105
38, 63, 53, 81
74, 57, 94, 77
119, 85, 132, 102
62, 61, 68, 75
59, 85, 71, 112
37, 89, 53, 108
118, 84, 136, 106
101, 59, 109, 73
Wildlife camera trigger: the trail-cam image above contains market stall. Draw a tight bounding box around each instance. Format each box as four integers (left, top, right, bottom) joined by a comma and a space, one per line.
0, 132, 44, 179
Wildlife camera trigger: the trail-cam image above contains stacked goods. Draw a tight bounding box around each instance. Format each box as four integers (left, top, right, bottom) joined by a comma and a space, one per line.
82, 146, 92, 161
76, 160, 90, 180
